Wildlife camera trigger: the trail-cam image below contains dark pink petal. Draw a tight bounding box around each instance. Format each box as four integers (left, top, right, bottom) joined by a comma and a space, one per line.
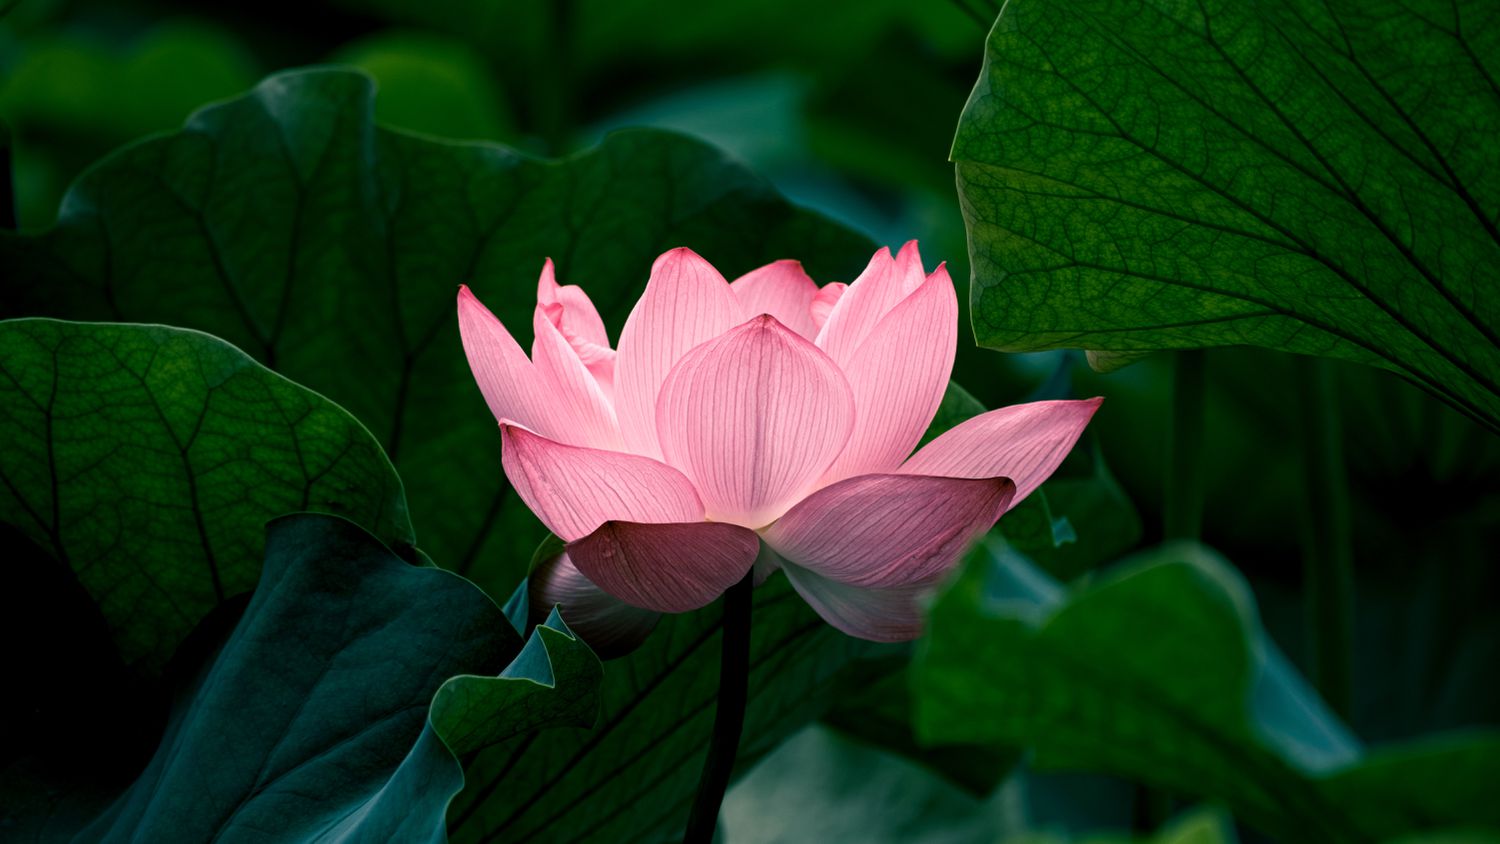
761, 473, 1014, 588
898, 398, 1103, 504
820, 265, 957, 483
566, 520, 761, 613
731, 259, 820, 338
501, 424, 703, 541
529, 551, 659, 659
656, 315, 854, 528
814, 241, 926, 367
614, 248, 744, 457
782, 563, 928, 642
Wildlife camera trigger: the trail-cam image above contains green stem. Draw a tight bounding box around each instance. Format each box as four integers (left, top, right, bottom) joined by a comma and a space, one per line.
682, 570, 754, 844
1164, 350, 1206, 540
1295, 357, 1354, 721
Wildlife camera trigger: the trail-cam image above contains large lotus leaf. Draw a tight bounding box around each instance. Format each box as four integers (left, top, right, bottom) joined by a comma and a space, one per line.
0, 318, 412, 672
954, 0, 1500, 431
914, 540, 1500, 841
74, 513, 600, 843
0, 67, 876, 595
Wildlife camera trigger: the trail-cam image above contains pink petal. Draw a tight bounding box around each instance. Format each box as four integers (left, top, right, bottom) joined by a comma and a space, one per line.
501, 424, 703, 541
566, 520, 760, 612
459, 286, 578, 445
614, 248, 745, 458
781, 563, 928, 642
531, 307, 623, 450
814, 241, 927, 367
656, 315, 855, 528
529, 551, 658, 659
899, 398, 1103, 503
819, 264, 958, 484
730, 260, 819, 338
761, 473, 1014, 588
536, 259, 616, 394
809, 282, 846, 331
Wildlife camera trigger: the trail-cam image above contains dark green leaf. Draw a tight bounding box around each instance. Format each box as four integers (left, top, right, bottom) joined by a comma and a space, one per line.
447, 575, 876, 843
955, 0, 1500, 430
0, 68, 876, 597
913, 540, 1500, 841
0, 318, 411, 672
79, 513, 518, 842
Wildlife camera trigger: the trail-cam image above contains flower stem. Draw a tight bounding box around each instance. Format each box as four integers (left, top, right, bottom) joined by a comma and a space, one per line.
682, 569, 754, 844
1164, 349, 1206, 541
1295, 357, 1353, 721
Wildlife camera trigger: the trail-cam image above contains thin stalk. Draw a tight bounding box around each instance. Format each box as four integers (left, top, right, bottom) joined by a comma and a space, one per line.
682, 570, 754, 844
1164, 349, 1207, 541
1295, 357, 1354, 721
1136, 349, 1208, 833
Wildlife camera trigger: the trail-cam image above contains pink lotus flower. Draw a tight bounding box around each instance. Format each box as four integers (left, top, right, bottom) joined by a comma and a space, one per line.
459, 243, 1098, 645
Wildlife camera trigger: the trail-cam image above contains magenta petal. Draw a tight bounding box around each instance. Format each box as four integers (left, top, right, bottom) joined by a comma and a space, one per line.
614, 248, 744, 457
820, 265, 957, 483
898, 398, 1103, 503
529, 551, 659, 659
656, 315, 855, 528
731, 259, 820, 338
566, 520, 761, 613
782, 563, 927, 642
762, 473, 1015, 588
501, 424, 703, 541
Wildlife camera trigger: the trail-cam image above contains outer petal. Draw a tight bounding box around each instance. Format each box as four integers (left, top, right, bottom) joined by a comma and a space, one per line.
459, 286, 567, 442
566, 520, 760, 613
536, 259, 616, 395
656, 315, 855, 528
782, 564, 928, 643
819, 264, 957, 484
501, 424, 703, 541
529, 551, 658, 659
531, 307, 623, 450
814, 241, 926, 367
898, 398, 1103, 503
762, 473, 1014, 588
730, 260, 819, 338
614, 248, 744, 458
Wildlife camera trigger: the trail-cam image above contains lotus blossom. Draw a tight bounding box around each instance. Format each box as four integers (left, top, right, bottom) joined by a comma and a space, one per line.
459, 243, 1098, 646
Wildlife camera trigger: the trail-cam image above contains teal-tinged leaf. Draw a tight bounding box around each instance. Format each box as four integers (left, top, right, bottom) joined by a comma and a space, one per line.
0, 319, 412, 672
914, 540, 1500, 841
431, 607, 603, 757
78, 514, 518, 843
0, 67, 876, 595
955, 0, 1500, 431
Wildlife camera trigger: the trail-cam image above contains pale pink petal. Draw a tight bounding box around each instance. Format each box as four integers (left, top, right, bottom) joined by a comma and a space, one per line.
782, 563, 928, 642
809, 283, 846, 331
762, 473, 1014, 588
814, 241, 927, 367
898, 398, 1103, 503
531, 308, 623, 450
536, 259, 616, 394
614, 248, 745, 457
529, 551, 658, 659
819, 265, 958, 484
730, 260, 819, 338
500, 424, 703, 541
459, 286, 571, 443
656, 315, 855, 528
566, 520, 760, 612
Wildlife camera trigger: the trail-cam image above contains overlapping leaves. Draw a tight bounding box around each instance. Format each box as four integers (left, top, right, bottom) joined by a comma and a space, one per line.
955, 0, 1500, 431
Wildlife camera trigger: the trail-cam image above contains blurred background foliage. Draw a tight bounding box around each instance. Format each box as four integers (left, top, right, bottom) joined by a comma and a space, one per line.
2, 0, 1498, 840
